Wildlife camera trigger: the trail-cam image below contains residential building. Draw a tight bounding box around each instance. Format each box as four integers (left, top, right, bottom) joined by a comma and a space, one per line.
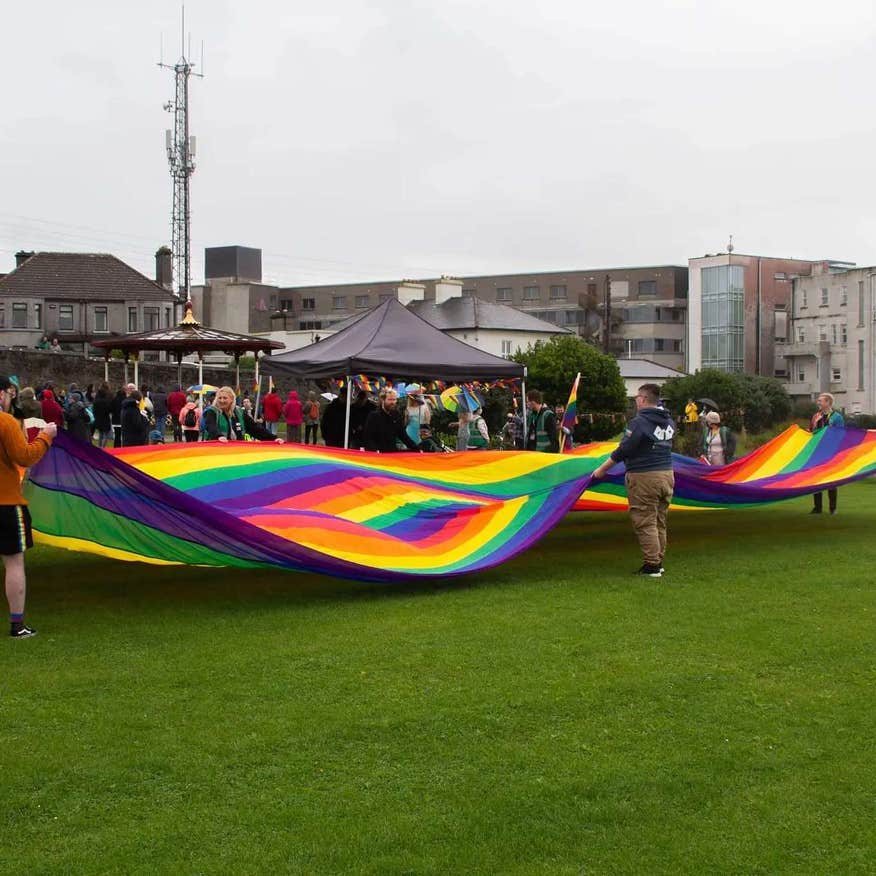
784, 264, 876, 413
687, 252, 854, 378
258, 277, 571, 357
0, 248, 180, 354
252, 260, 688, 370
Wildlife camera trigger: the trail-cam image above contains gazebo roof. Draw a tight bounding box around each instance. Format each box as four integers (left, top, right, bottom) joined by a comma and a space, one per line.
90, 301, 284, 359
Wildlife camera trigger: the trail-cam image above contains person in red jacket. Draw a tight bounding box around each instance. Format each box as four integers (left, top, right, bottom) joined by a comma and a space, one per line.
167, 385, 187, 442
40, 389, 64, 429
283, 390, 303, 442
262, 387, 284, 436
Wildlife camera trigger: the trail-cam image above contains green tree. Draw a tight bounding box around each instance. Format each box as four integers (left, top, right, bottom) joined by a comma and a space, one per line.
660, 369, 791, 433
512, 336, 627, 440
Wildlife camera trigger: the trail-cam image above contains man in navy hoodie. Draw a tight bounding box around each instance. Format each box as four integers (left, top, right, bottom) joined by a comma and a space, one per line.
591, 383, 675, 577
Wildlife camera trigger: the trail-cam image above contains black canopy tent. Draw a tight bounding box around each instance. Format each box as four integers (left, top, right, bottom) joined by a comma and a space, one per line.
263, 298, 528, 448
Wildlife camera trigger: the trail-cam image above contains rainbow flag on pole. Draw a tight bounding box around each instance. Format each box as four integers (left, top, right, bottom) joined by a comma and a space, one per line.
559, 372, 580, 452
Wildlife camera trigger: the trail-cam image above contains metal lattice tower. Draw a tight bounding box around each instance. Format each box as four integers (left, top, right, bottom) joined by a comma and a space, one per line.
159, 9, 202, 301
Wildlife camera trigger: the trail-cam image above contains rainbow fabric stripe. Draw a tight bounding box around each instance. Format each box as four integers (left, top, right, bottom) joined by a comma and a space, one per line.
23, 426, 876, 581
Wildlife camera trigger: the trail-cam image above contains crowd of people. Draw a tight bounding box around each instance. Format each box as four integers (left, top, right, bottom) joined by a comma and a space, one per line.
1, 381, 330, 448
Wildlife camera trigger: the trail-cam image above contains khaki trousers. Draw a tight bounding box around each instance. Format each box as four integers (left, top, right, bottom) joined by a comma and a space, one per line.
625, 470, 675, 565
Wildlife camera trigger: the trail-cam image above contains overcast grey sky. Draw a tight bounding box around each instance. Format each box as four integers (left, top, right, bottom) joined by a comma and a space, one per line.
2, 0, 875, 286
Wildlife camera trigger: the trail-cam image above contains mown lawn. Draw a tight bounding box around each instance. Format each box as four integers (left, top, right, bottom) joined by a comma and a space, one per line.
2, 483, 875, 874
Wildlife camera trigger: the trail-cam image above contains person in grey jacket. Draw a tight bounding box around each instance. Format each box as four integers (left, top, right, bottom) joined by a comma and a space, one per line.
591, 383, 675, 578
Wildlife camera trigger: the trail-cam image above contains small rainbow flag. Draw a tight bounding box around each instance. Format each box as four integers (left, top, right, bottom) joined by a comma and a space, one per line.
559, 372, 580, 453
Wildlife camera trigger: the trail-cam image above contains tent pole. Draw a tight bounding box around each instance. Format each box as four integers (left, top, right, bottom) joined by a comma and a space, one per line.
343, 375, 353, 449
198, 355, 204, 414
133, 357, 139, 389
104, 356, 109, 383
521, 377, 527, 448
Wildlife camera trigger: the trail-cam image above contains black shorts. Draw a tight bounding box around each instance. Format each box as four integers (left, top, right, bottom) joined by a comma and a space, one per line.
0, 505, 33, 555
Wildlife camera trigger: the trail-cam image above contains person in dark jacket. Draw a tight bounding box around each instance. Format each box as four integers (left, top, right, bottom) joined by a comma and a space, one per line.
363, 389, 420, 453
120, 392, 150, 447
525, 390, 559, 453
64, 391, 93, 443
91, 383, 113, 448
202, 386, 284, 443
321, 393, 347, 448
110, 389, 125, 448
151, 385, 169, 437
591, 383, 675, 577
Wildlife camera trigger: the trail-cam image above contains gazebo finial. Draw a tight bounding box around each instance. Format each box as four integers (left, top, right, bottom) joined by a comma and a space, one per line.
179, 299, 201, 327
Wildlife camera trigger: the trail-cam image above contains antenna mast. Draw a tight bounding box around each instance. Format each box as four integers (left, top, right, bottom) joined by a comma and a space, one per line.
159, 7, 203, 302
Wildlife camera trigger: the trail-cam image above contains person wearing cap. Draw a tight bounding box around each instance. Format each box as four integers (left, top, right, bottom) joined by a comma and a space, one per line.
500, 412, 519, 450
702, 411, 736, 466
809, 392, 844, 514
0, 375, 58, 638
591, 383, 675, 578
403, 384, 431, 447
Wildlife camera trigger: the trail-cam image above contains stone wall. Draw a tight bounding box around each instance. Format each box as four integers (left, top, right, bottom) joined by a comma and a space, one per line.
0, 348, 312, 395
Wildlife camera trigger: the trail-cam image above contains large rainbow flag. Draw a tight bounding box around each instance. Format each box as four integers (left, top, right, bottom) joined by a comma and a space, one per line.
24, 426, 876, 581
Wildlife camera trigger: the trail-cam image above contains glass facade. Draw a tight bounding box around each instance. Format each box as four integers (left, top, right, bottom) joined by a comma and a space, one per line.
701, 265, 744, 372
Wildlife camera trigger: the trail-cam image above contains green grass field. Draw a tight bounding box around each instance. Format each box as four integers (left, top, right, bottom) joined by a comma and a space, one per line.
2, 483, 875, 874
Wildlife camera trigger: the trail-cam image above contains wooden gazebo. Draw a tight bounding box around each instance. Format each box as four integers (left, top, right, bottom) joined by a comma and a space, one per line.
90, 300, 284, 392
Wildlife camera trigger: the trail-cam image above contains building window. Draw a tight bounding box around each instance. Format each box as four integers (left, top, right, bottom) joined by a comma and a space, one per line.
301, 298, 315, 311
501, 339, 512, 358
797, 326, 806, 343
462, 288, 476, 297
94, 307, 108, 333
841, 323, 848, 345
775, 368, 787, 378
144, 307, 160, 331
831, 324, 838, 345
700, 265, 744, 372
165, 307, 172, 326
565, 310, 582, 325
800, 288, 808, 309
523, 286, 540, 301
638, 280, 657, 298
332, 296, 346, 310
654, 338, 665, 352
858, 340, 865, 390
12, 303, 27, 329
798, 370, 806, 383
0, 307, 5, 328
550, 285, 567, 300
820, 288, 829, 307
818, 324, 827, 342
34, 304, 42, 329
127, 307, 137, 332
840, 285, 847, 306
587, 283, 597, 296
832, 368, 841, 382
858, 281, 865, 326
354, 295, 370, 309
299, 320, 323, 330
496, 287, 512, 302
59, 305, 74, 331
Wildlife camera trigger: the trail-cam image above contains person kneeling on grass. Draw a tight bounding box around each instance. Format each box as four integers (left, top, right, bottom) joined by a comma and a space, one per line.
203, 386, 285, 443
0, 375, 58, 638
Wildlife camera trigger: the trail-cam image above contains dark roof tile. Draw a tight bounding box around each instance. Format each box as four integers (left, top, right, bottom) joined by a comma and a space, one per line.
0, 252, 176, 302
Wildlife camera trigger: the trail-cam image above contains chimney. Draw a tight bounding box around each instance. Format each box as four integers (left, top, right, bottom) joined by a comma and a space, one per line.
155, 246, 173, 290
15, 250, 34, 269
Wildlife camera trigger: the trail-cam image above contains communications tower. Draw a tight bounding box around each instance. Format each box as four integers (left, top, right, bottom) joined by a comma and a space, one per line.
159, 9, 203, 301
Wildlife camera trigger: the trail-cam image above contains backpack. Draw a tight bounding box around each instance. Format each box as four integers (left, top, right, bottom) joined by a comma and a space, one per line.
308, 401, 319, 419
184, 407, 197, 428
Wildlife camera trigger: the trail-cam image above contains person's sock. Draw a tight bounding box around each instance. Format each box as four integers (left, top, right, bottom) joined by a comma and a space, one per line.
10, 613, 24, 634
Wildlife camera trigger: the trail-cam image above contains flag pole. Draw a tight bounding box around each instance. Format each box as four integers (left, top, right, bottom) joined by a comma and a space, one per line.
559, 371, 581, 453
343, 375, 353, 449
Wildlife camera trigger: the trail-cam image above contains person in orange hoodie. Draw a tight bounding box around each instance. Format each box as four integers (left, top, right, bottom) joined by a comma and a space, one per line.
283, 390, 303, 443
0, 375, 57, 638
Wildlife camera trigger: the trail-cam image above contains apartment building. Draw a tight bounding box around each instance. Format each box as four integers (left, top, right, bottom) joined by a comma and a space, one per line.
686, 253, 856, 378
784, 264, 876, 412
